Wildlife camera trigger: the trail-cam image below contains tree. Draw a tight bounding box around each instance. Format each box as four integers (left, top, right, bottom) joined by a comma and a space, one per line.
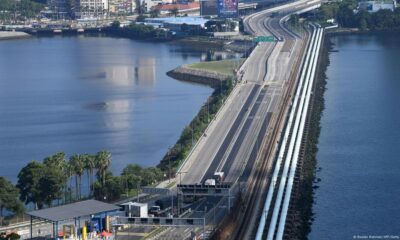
83, 154, 95, 196
140, 167, 163, 186
110, 20, 120, 29
150, 8, 160, 18
0, 232, 21, 240
0, 177, 24, 224
38, 168, 64, 207
181, 23, 189, 32
93, 174, 124, 202
95, 150, 112, 186
136, 14, 146, 22
63, 161, 74, 203
69, 154, 85, 199
121, 164, 143, 190
16, 161, 45, 209
43, 152, 66, 168
169, 7, 179, 17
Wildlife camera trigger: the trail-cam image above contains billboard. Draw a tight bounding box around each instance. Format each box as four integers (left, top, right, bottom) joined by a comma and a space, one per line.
217, 0, 238, 18
200, 0, 218, 16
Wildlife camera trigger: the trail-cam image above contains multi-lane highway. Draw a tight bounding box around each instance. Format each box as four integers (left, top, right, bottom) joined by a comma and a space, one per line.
178, 1, 309, 186
177, 0, 321, 239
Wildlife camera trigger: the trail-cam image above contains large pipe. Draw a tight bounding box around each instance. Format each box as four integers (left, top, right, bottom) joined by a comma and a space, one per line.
275, 27, 324, 240
266, 27, 321, 240
254, 26, 317, 240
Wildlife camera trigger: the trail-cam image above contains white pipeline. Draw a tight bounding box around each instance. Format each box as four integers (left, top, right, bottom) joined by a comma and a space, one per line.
254, 27, 317, 240
266, 27, 321, 240
275, 27, 324, 240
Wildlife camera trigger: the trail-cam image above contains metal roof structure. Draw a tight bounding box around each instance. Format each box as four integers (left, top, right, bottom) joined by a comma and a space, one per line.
27, 200, 120, 222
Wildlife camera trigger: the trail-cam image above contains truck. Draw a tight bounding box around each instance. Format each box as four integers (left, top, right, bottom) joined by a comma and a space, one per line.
205, 179, 216, 186
119, 202, 148, 218
214, 172, 225, 183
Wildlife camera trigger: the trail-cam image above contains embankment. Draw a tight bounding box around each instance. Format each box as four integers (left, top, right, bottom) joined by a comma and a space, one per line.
284, 35, 331, 239
167, 65, 231, 88
0, 31, 30, 40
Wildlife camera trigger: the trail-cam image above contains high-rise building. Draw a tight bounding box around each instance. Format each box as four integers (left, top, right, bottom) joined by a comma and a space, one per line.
78, 0, 109, 19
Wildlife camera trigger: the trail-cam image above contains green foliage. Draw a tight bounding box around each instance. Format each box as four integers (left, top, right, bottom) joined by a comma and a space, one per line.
289, 14, 300, 27
136, 14, 147, 22
16, 161, 45, 209
93, 174, 124, 202
0, 0, 44, 22
0, 177, 24, 220
83, 154, 96, 196
110, 21, 120, 29
0, 232, 21, 240
106, 22, 167, 40
150, 9, 160, 18
38, 168, 65, 207
17, 159, 66, 209
121, 164, 163, 188
315, 0, 400, 31
95, 150, 112, 186
69, 154, 85, 199
181, 23, 189, 32
169, 7, 179, 17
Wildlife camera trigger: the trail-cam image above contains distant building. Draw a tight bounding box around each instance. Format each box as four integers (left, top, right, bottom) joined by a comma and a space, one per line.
358, 0, 397, 12
142, 0, 163, 12
77, 0, 109, 19
200, 0, 218, 16
150, 2, 200, 15
143, 16, 208, 31
46, 0, 69, 19
108, 0, 137, 15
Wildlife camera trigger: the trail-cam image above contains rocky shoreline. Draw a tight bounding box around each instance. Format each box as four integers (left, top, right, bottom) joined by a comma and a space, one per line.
167, 65, 231, 88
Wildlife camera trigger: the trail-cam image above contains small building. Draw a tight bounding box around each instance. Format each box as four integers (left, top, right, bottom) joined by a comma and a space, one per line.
358, 0, 397, 12
27, 200, 120, 239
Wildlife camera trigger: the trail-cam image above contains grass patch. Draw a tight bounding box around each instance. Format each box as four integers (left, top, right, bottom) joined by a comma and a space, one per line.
187, 59, 245, 76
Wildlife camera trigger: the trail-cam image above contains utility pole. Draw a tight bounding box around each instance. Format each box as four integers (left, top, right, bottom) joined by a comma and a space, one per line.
167, 146, 172, 183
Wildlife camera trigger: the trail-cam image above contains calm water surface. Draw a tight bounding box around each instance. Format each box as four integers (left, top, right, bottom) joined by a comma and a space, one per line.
0, 36, 213, 181
310, 34, 400, 239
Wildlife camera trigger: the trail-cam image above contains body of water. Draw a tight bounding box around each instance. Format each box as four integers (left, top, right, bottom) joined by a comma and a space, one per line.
0, 36, 214, 182
310, 33, 400, 239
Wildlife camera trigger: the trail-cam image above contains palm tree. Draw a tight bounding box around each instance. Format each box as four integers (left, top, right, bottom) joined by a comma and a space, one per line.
95, 150, 111, 186
69, 154, 84, 200
64, 162, 74, 203
83, 154, 95, 196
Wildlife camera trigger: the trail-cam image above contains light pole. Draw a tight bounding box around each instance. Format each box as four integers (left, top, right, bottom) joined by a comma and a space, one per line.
176, 171, 187, 215
167, 147, 171, 183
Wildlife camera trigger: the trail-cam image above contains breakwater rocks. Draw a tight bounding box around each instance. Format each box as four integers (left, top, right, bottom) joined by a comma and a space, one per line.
167, 65, 231, 88
0, 31, 30, 40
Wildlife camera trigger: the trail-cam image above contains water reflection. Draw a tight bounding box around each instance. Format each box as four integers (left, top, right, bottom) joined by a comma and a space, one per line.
0, 36, 214, 181
135, 58, 156, 87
